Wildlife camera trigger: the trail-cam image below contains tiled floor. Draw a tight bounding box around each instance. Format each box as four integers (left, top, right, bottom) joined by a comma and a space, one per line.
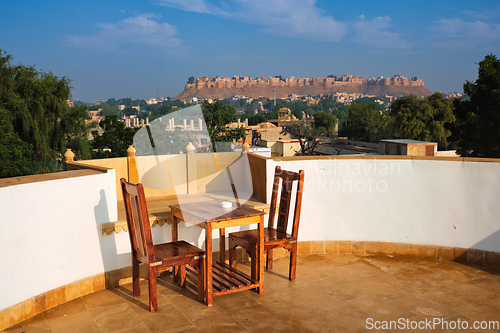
5, 253, 500, 332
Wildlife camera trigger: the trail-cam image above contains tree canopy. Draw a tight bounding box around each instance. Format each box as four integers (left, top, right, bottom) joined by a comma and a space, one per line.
313, 111, 337, 135
390, 93, 456, 149
0, 49, 90, 178
281, 122, 322, 155
452, 54, 500, 157
101, 106, 120, 116
341, 102, 392, 143
201, 100, 246, 151
91, 115, 139, 158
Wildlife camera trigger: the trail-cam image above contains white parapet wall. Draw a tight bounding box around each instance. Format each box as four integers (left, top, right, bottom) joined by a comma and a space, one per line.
0, 169, 119, 311
269, 157, 500, 253
2, 155, 500, 318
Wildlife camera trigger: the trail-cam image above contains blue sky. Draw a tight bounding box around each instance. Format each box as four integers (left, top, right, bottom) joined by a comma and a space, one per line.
1, 0, 499, 102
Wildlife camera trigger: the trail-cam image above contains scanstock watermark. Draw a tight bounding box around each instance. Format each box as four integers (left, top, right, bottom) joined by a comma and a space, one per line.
307, 161, 401, 194
366, 317, 499, 330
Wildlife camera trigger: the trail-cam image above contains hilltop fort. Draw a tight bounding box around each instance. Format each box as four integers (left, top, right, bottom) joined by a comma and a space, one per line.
174, 74, 432, 100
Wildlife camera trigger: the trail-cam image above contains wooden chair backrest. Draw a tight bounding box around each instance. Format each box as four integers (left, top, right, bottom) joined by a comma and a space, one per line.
267, 166, 305, 239
120, 178, 154, 264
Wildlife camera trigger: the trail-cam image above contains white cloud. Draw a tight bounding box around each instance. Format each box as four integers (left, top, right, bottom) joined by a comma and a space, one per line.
158, 0, 218, 14
159, 0, 347, 42
67, 13, 182, 51
351, 15, 412, 50
158, 0, 414, 48
430, 18, 500, 49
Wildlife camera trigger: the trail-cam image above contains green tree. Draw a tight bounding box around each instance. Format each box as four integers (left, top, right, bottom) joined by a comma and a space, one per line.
452, 54, 500, 157
390, 93, 456, 149
134, 125, 196, 156
0, 108, 35, 177
91, 115, 139, 158
188, 76, 195, 84
247, 114, 266, 126
0, 49, 90, 177
122, 106, 137, 116
201, 100, 246, 151
87, 105, 101, 111
281, 122, 322, 155
244, 104, 254, 115
101, 106, 119, 116
313, 111, 337, 135
292, 108, 303, 120
106, 98, 117, 107
342, 102, 392, 143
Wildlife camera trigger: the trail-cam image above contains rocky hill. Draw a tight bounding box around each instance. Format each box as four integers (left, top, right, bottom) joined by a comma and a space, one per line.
174, 74, 433, 100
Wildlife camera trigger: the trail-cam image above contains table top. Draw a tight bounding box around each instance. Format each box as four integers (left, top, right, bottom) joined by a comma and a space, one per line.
170, 201, 264, 228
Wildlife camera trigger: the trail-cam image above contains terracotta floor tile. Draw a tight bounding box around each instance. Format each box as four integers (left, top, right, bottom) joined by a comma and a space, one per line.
191, 315, 250, 333
169, 294, 226, 322
452, 301, 500, 324
3, 313, 50, 333
90, 303, 145, 333
6, 254, 500, 332
130, 303, 193, 333
229, 303, 303, 332
82, 288, 128, 311
43, 297, 87, 320
46, 311, 100, 333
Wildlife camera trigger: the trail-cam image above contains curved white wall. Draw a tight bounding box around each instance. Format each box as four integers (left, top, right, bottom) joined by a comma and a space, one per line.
2, 157, 500, 314
0, 170, 118, 310
270, 158, 500, 252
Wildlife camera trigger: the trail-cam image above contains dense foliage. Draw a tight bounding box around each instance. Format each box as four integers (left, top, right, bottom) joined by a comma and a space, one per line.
0, 49, 90, 178
91, 115, 139, 158
452, 54, 500, 157
312, 111, 337, 135
201, 100, 247, 151
390, 93, 457, 150
281, 122, 322, 156
340, 102, 392, 143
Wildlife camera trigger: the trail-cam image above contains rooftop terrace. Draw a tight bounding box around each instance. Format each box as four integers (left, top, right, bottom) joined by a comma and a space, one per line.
5, 254, 500, 332
2, 149, 500, 331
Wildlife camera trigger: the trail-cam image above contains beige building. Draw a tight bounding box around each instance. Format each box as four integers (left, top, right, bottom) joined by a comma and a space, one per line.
380, 139, 437, 156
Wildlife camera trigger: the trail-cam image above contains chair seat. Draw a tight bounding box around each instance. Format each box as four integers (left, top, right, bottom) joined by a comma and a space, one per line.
229, 228, 293, 250
154, 240, 203, 260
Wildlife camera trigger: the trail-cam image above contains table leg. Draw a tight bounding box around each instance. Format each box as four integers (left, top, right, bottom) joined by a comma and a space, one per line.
219, 228, 225, 264
172, 215, 179, 282
206, 223, 213, 306
258, 214, 264, 294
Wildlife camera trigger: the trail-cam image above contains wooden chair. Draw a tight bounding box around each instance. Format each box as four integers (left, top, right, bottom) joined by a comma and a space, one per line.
120, 178, 205, 312
229, 166, 305, 281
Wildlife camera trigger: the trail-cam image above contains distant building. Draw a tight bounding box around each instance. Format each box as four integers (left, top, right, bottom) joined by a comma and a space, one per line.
379, 139, 437, 156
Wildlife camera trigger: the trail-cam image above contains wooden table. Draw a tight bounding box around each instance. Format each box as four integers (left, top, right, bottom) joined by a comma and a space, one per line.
170, 201, 265, 305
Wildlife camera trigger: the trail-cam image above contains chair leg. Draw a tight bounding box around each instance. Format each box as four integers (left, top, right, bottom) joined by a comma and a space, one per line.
178, 265, 186, 288
132, 257, 141, 297
250, 250, 257, 281
289, 244, 297, 281
266, 249, 273, 270
229, 239, 237, 269
148, 267, 158, 312
197, 257, 205, 303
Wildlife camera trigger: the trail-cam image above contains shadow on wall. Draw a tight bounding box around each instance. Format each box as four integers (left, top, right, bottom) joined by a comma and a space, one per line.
455, 229, 500, 271
94, 189, 128, 272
